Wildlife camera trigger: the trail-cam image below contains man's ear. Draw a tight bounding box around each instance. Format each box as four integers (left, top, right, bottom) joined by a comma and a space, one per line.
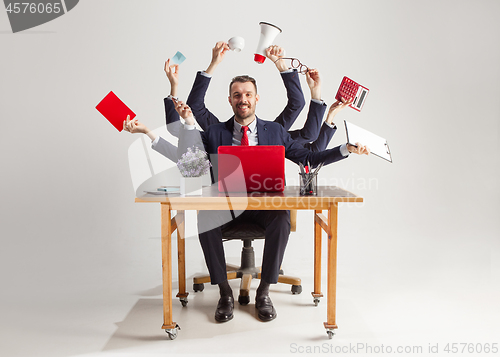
228, 95, 232, 105
255, 94, 260, 104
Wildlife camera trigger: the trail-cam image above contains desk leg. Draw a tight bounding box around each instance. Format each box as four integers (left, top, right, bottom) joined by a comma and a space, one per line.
312, 210, 323, 306
175, 210, 189, 306
161, 204, 178, 338
324, 203, 338, 339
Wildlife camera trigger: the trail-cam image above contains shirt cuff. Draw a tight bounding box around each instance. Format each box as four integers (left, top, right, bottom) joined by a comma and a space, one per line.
183, 123, 196, 130
200, 71, 212, 78
151, 136, 160, 147
324, 121, 336, 129
340, 143, 350, 157
166, 94, 178, 101
280, 68, 293, 74
312, 98, 325, 105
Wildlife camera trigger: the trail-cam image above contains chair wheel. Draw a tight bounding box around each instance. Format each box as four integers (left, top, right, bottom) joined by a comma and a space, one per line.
313, 297, 320, 306
291, 285, 302, 294
327, 330, 335, 339
180, 298, 188, 307
165, 324, 180, 340
166, 329, 178, 340
279, 269, 284, 275
193, 283, 204, 292
238, 295, 250, 305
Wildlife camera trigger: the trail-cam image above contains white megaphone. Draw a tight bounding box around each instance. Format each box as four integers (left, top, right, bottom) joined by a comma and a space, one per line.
254, 22, 282, 64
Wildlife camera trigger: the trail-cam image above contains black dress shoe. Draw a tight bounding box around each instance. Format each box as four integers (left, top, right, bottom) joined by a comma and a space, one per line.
255, 294, 277, 322
215, 295, 234, 322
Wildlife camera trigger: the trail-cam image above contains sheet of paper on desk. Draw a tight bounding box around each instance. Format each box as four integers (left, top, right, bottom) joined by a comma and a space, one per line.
143, 187, 180, 195
344, 120, 392, 163
144, 191, 168, 195
157, 187, 180, 192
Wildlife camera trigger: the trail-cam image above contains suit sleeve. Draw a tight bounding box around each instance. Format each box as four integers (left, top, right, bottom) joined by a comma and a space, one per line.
164, 97, 182, 138
273, 69, 306, 132
288, 100, 326, 145
152, 136, 179, 162
304, 122, 337, 152
280, 125, 346, 168
186, 71, 221, 131
177, 125, 216, 183
177, 126, 207, 161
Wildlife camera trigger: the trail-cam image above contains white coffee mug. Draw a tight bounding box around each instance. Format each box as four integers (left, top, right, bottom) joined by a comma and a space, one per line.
228, 36, 245, 52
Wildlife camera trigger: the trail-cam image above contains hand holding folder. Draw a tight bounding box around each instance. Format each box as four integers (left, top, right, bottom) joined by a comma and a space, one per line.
96, 91, 136, 132
344, 121, 392, 162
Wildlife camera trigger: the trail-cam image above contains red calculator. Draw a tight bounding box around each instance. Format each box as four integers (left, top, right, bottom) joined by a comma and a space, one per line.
335, 76, 369, 112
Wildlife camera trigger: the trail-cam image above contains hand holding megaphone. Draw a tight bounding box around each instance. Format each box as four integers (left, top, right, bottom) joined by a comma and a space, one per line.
265, 45, 289, 72
265, 45, 286, 61
254, 22, 282, 64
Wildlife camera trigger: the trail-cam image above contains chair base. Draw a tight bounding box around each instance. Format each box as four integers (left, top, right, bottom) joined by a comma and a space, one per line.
193, 232, 302, 304
192, 263, 302, 305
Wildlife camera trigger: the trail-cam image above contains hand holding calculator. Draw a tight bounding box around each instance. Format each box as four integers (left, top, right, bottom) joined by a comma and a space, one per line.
335, 76, 369, 112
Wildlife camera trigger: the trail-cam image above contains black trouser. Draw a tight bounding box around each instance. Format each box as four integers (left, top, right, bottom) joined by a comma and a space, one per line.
197, 210, 290, 285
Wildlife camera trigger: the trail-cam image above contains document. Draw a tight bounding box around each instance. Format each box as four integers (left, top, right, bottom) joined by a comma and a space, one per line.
344, 121, 392, 163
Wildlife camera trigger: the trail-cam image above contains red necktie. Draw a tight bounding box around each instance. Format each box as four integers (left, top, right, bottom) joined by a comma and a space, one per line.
241, 126, 249, 146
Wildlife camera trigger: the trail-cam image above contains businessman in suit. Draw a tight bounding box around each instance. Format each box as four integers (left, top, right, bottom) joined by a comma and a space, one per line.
166, 42, 347, 152
174, 75, 369, 323
185, 42, 313, 140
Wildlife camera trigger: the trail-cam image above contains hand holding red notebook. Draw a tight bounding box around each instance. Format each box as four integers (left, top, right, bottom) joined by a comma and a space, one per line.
96, 91, 136, 132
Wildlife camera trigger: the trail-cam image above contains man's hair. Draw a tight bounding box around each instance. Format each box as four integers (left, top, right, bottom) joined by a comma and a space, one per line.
229, 75, 257, 95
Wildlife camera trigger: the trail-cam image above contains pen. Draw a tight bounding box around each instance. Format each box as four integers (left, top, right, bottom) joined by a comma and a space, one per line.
300, 161, 324, 194
313, 162, 324, 174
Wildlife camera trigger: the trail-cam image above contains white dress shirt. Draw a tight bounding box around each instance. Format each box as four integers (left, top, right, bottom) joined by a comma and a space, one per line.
232, 119, 258, 146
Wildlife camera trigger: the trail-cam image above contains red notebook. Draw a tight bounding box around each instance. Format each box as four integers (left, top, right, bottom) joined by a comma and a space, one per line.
217, 146, 285, 192
96, 91, 136, 132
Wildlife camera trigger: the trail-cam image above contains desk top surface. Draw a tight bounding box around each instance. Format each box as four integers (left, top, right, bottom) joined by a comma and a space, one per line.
135, 185, 363, 210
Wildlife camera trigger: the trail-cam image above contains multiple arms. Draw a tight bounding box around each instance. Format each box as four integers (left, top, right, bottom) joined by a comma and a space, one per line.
187, 42, 306, 134
174, 98, 368, 164
305, 97, 353, 152
123, 41, 369, 170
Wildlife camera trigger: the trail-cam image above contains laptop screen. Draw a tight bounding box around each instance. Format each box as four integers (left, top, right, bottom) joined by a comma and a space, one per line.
217, 146, 285, 192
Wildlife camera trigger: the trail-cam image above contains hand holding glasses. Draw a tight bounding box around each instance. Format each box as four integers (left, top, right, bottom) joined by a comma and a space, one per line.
274, 57, 310, 75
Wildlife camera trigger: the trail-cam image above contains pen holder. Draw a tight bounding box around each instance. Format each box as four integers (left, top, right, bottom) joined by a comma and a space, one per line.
299, 173, 317, 196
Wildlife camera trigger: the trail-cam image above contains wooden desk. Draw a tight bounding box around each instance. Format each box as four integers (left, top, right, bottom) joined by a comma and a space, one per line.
136, 185, 363, 340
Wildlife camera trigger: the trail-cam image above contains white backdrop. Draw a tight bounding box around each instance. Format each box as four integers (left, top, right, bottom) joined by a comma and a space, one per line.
1, 1, 499, 356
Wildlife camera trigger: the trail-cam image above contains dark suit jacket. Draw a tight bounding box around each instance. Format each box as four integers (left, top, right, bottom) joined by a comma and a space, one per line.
164, 97, 182, 138
178, 116, 347, 183
167, 71, 335, 150
305, 122, 337, 152
186, 70, 306, 133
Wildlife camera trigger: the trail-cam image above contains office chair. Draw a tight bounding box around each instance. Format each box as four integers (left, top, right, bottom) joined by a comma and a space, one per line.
192, 210, 302, 305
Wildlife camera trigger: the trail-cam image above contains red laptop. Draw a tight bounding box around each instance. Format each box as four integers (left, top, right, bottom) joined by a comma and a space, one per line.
217, 146, 285, 192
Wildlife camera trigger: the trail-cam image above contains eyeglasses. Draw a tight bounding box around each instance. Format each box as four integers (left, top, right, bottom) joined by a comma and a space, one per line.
275, 57, 310, 75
